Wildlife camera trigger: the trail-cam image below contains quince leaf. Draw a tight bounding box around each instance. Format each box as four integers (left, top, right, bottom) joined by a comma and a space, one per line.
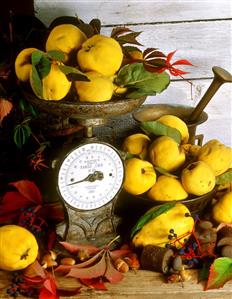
58, 65, 90, 81
31, 51, 51, 79
216, 168, 232, 185
47, 50, 65, 62
140, 120, 182, 144
205, 257, 232, 290
116, 63, 170, 97
30, 65, 43, 99
130, 202, 176, 238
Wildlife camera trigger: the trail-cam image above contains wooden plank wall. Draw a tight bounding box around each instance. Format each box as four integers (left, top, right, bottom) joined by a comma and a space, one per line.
34, 0, 232, 145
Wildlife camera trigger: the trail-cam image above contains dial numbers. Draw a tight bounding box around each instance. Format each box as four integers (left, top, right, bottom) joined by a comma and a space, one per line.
58, 142, 124, 210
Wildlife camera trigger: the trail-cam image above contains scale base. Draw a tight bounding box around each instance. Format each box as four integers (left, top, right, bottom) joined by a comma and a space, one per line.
56, 202, 122, 247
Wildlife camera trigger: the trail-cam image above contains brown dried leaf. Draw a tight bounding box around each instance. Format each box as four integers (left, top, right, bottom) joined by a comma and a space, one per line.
111, 26, 133, 38
104, 252, 124, 283
0, 98, 13, 125
67, 252, 106, 279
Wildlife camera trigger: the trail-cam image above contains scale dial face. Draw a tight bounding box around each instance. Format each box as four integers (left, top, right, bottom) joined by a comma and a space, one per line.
57, 142, 124, 210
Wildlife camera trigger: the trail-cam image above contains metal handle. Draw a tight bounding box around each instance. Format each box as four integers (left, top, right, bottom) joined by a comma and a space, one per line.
189, 66, 232, 123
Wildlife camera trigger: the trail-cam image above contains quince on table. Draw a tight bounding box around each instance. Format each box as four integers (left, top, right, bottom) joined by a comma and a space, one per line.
212, 191, 232, 224
132, 203, 194, 248
0, 225, 38, 271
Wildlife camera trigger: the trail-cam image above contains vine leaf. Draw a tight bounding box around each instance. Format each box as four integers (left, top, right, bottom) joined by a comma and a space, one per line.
205, 257, 232, 290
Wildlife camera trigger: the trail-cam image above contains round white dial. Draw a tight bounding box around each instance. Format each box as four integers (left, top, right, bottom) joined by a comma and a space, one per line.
57, 142, 124, 210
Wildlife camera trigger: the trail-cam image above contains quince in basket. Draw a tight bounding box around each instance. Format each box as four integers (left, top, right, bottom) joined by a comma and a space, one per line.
197, 139, 232, 176
149, 136, 186, 172
148, 175, 188, 201
122, 133, 151, 159
46, 24, 87, 62
123, 158, 156, 195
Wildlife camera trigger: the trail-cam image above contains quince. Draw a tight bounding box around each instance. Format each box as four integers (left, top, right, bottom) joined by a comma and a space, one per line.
30, 62, 72, 101
123, 158, 156, 195
147, 175, 188, 201
122, 133, 151, 159
181, 161, 215, 196
75, 71, 114, 102
45, 24, 87, 62
149, 136, 186, 172
212, 191, 232, 223
15, 48, 38, 82
157, 114, 189, 144
132, 203, 194, 248
0, 225, 38, 271
77, 34, 123, 76
197, 139, 232, 176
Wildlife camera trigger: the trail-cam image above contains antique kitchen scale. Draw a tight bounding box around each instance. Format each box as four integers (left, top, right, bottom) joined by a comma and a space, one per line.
24, 90, 146, 246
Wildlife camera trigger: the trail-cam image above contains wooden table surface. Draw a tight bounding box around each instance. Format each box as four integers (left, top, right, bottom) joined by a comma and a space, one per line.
0, 269, 232, 299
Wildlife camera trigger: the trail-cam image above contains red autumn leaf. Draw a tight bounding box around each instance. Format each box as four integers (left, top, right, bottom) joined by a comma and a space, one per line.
171, 59, 193, 66
10, 180, 42, 204
39, 286, 59, 299
104, 252, 124, 284
43, 277, 57, 295
0, 97, 13, 125
59, 241, 100, 255
0, 191, 33, 223
67, 252, 106, 279
79, 277, 107, 290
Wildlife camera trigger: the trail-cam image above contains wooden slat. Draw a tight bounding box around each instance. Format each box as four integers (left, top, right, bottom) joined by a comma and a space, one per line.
34, 0, 232, 26
0, 269, 232, 299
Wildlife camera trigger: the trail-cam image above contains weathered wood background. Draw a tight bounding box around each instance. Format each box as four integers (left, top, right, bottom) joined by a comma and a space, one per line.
34, 0, 232, 146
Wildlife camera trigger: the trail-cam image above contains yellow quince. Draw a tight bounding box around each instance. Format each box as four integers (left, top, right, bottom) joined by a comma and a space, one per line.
30, 61, 72, 101
181, 161, 215, 196
212, 191, 232, 224
157, 114, 189, 144
197, 139, 232, 176
74, 71, 114, 102
15, 48, 38, 82
0, 225, 38, 271
132, 203, 194, 248
147, 175, 188, 201
46, 24, 87, 62
122, 133, 151, 159
149, 136, 186, 172
77, 34, 123, 76
123, 158, 156, 195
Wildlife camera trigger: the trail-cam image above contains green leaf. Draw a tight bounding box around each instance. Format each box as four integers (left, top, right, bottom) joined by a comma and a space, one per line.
198, 262, 211, 282
31, 50, 51, 79
30, 65, 43, 99
216, 168, 232, 185
13, 123, 31, 149
154, 166, 178, 178
130, 202, 176, 238
58, 65, 90, 81
205, 257, 232, 290
47, 50, 65, 62
140, 121, 182, 144
31, 50, 44, 66
115, 63, 170, 96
